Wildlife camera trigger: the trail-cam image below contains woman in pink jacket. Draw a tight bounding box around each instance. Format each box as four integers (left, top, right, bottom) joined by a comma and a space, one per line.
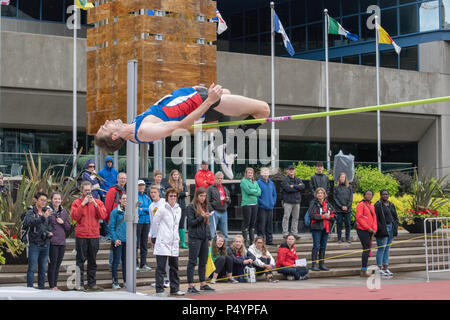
356, 190, 377, 277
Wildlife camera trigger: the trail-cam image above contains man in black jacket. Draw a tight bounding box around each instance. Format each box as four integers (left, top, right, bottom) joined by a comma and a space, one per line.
310, 162, 330, 195
207, 171, 231, 244
23, 192, 53, 289
281, 165, 305, 239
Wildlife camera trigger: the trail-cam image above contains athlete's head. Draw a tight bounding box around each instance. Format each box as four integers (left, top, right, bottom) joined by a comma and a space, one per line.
94, 119, 126, 153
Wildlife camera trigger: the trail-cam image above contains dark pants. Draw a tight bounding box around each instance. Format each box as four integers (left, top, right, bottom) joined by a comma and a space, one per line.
47, 244, 66, 288
336, 212, 351, 240
357, 229, 372, 268
27, 243, 50, 289
155, 255, 180, 293
277, 266, 309, 280
136, 223, 150, 267
257, 208, 274, 244
242, 205, 258, 240
213, 255, 233, 278
75, 237, 99, 288
254, 256, 273, 276
112, 242, 126, 283
312, 229, 329, 251
187, 237, 209, 284
179, 208, 187, 229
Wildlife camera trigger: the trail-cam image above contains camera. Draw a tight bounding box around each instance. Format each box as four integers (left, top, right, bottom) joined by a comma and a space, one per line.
41, 230, 53, 240
42, 206, 53, 213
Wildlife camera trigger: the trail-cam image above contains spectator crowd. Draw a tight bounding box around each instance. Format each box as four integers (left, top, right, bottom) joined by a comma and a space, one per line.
15, 159, 398, 294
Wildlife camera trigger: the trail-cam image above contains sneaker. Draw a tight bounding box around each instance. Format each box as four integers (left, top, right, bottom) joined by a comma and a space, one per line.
164, 280, 170, 288
300, 275, 309, 280
228, 278, 239, 284
151, 282, 156, 287
170, 290, 186, 296
136, 266, 140, 271
200, 284, 215, 291
347, 239, 352, 244
360, 270, 370, 277
384, 269, 393, 276
338, 239, 342, 244
216, 144, 236, 180
210, 278, 217, 284
187, 286, 201, 294
112, 283, 121, 290
267, 276, 279, 283
378, 268, 387, 276
141, 265, 152, 271
286, 275, 295, 281
86, 285, 104, 292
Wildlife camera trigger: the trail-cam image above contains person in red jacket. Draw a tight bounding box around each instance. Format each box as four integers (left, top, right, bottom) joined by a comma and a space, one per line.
104, 172, 127, 223
71, 181, 107, 291
195, 161, 215, 191
275, 234, 309, 280
356, 189, 378, 277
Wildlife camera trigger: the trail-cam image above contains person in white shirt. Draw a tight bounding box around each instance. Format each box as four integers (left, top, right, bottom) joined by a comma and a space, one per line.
152, 188, 185, 296
248, 236, 278, 282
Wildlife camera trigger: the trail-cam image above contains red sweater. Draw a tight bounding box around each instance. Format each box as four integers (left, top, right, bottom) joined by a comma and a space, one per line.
356, 201, 378, 232
71, 197, 107, 238
104, 185, 126, 222
194, 169, 215, 190
276, 243, 298, 268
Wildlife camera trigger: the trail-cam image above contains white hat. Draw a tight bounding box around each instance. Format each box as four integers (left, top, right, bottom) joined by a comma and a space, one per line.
138, 180, 146, 185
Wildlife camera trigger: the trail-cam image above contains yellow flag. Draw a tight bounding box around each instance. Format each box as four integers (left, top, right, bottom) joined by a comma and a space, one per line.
377, 24, 401, 55
205, 251, 216, 279
76, 0, 94, 10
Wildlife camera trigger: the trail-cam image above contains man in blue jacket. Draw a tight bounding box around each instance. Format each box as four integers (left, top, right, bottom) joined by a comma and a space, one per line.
137, 180, 152, 271
256, 167, 277, 245
98, 156, 118, 200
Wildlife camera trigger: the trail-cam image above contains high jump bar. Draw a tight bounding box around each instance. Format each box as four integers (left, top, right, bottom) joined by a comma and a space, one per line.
191, 96, 450, 129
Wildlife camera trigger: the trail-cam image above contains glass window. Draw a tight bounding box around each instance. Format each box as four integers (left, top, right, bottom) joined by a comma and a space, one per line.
400, 45, 418, 70
307, 23, 323, 50
380, 0, 397, 8
291, 26, 306, 52
291, 0, 306, 25
361, 52, 376, 66
260, 32, 271, 55
229, 38, 243, 53
1, 0, 17, 17
324, 0, 340, 17
18, 0, 41, 20
342, 0, 358, 15
400, 4, 418, 34
341, 15, 359, 44
343, 54, 360, 65
42, 0, 63, 22
307, 0, 323, 23
360, 12, 376, 41
380, 8, 398, 36
360, 0, 378, 13
231, 12, 244, 38
276, 1, 290, 25
419, 1, 439, 32
259, 6, 271, 32
329, 57, 341, 63
400, 0, 415, 4
444, 0, 450, 29
244, 10, 258, 35
244, 36, 259, 54
381, 49, 398, 68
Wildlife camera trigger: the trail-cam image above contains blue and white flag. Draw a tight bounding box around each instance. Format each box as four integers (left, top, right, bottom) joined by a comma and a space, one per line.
274, 12, 295, 56
211, 10, 228, 34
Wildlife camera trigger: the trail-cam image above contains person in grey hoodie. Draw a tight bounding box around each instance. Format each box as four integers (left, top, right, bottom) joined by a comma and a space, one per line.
310, 162, 330, 195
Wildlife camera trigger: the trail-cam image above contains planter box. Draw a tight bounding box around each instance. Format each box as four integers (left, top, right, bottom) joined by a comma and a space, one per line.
1, 247, 28, 265
402, 218, 442, 234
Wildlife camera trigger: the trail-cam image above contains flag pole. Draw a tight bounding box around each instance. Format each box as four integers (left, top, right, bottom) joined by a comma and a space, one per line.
270, 2, 276, 173
324, 9, 330, 171
375, 15, 381, 171
73, 0, 78, 177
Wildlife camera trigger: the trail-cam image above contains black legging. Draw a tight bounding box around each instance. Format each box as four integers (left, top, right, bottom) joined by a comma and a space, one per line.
187, 237, 209, 284
179, 208, 187, 230
357, 229, 373, 268
47, 244, 66, 288
242, 205, 258, 233
213, 255, 233, 278
254, 256, 273, 276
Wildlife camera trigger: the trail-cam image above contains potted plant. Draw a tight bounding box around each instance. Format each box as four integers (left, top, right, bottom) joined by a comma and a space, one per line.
400, 171, 449, 233
0, 222, 26, 264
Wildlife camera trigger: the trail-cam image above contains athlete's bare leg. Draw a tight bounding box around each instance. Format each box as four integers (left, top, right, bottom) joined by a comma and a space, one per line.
213, 94, 270, 119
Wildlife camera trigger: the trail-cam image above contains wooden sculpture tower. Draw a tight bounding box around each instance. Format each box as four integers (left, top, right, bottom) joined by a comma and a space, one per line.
86, 0, 217, 135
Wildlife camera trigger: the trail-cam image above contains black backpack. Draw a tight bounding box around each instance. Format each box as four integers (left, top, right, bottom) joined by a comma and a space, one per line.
20, 206, 34, 245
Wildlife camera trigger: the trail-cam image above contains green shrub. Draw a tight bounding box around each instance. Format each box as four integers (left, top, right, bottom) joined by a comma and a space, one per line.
354, 165, 399, 196
294, 161, 333, 181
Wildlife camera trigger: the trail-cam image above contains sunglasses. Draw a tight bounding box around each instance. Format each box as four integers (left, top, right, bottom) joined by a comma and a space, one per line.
88, 165, 95, 168
168, 195, 177, 198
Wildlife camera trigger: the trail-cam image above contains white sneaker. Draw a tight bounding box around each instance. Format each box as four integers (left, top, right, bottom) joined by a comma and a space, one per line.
216, 144, 236, 180
286, 275, 295, 281
164, 280, 170, 288
378, 268, 387, 276
384, 269, 393, 276
210, 278, 217, 284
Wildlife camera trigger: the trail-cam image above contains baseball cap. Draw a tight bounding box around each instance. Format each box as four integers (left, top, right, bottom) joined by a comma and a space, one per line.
138, 180, 146, 185
288, 165, 295, 170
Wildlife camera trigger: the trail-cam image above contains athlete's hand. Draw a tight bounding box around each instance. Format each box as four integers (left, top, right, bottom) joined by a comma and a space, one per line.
207, 83, 223, 104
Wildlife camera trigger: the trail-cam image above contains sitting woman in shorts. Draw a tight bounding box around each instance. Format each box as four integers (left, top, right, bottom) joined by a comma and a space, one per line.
276, 234, 309, 280
209, 232, 239, 284
226, 234, 256, 282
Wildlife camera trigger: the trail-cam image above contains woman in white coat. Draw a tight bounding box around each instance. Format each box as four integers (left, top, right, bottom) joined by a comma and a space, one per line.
153, 188, 185, 296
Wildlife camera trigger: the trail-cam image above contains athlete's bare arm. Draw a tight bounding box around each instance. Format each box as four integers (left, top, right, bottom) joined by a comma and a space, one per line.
136, 83, 223, 142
